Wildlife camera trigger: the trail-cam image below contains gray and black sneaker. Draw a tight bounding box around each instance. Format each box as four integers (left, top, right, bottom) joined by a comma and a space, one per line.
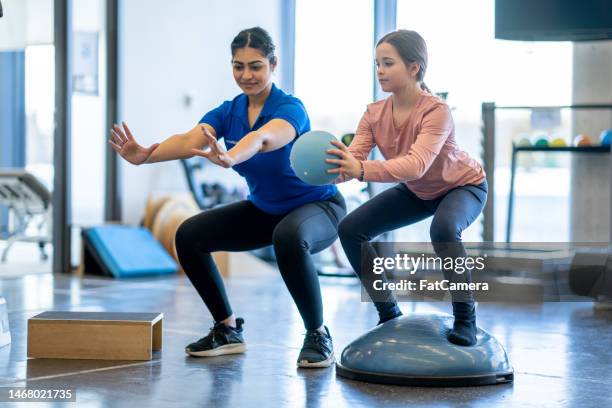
297, 326, 334, 368
185, 318, 246, 357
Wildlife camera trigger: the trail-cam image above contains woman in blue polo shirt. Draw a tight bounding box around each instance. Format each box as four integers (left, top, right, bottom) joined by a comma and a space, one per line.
109, 27, 345, 368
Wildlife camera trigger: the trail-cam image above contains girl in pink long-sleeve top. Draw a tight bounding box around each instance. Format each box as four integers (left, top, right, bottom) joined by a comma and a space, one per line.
327, 30, 487, 346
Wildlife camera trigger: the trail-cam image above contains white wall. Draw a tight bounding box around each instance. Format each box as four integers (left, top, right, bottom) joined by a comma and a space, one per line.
0, 0, 53, 50
71, 0, 106, 227
119, 0, 284, 224
70, 0, 107, 266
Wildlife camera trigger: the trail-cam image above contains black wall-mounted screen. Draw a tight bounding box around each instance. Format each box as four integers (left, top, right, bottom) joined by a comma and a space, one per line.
495, 0, 612, 41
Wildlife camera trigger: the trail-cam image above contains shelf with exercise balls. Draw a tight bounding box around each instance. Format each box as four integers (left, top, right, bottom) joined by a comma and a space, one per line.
506, 140, 611, 243
481, 102, 612, 243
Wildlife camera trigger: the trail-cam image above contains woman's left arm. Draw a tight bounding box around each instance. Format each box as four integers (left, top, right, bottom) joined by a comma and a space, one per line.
224, 100, 308, 165
192, 119, 296, 168
229, 119, 296, 163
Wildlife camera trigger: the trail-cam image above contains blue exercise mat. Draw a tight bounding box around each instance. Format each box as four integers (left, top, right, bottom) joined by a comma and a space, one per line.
83, 225, 177, 278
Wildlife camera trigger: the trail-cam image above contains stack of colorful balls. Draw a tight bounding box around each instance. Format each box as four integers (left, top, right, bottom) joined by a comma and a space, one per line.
573, 129, 611, 147
515, 129, 611, 149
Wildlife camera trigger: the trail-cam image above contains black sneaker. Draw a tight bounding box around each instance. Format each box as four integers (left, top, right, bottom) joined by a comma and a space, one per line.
377, 311, 403, 325
297, 326, 334, 368
185, 318, 246, 357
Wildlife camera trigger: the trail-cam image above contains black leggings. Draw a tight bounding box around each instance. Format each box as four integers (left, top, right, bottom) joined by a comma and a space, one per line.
338, 181, 488, 316
175, 193, 346, 331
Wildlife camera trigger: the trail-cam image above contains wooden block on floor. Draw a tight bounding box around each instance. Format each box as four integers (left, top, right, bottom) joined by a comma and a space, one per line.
27, 311, 163, 361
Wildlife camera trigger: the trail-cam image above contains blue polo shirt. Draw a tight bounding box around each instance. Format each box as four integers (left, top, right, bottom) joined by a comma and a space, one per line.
199, 83, 337, 214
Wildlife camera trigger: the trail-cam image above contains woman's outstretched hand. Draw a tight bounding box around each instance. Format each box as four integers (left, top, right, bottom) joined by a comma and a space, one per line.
326, 140, 362, 179
191, 125, 237, 168
108, 122, 159, 165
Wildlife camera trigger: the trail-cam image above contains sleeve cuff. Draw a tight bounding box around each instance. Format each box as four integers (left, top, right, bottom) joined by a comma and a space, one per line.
362, 160, 384, 182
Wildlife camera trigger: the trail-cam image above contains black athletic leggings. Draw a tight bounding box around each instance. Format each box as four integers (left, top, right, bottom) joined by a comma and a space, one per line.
338, 181, 488, 317
175, 192, 346, 331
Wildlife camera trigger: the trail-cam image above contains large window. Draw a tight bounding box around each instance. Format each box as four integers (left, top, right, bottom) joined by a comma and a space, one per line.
0, 0, 54, 272
25, 45, 55, 188
294, 0, 375, 268
295, 0, 375, 231
295, 0, 375, 136
397, 0, 573, 241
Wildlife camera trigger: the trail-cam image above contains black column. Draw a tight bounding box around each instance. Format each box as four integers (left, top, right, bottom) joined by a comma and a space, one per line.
52, 0, 72, 274
481, 102, 496, 242
105, 0, 120, 221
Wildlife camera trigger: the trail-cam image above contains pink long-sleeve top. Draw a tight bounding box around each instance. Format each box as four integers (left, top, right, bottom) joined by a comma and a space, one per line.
342, 93, 485, 200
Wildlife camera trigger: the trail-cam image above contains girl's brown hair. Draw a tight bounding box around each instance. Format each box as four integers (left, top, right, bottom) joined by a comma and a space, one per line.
377, 30, 431, 93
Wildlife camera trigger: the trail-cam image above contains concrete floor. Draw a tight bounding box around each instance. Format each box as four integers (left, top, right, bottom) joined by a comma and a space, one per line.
0, 269, 611, 407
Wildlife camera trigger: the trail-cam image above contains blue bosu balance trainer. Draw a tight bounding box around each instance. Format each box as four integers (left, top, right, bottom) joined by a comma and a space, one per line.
82, 225, 178, 278
336, 313, 514, 386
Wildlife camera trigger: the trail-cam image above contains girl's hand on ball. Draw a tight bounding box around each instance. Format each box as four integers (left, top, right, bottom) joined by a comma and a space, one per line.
191, 125, 237, 168
326, 140, 361, 179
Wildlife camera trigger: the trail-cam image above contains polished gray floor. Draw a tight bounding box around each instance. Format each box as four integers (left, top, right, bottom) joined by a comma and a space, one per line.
0, 269, 611, 407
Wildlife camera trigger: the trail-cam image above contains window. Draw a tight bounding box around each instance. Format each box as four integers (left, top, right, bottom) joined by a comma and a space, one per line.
295, 0, 375, 136
397, 0, 573, 241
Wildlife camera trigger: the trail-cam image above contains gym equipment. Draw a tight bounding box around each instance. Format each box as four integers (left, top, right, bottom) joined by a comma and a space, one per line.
336, 312, 514, 386
534, 137, 549, 148
600, 128, 612, 146
481, 102, 612, 242
506, 139, 610, 242
435, 91, 449, 100
517, 138, 531, 147
181, 158, 246, 210
290, 130, 339, 185
150, 198, 199, 273
143, 196, 173, 230
28, 311, 163, 360
0, 297, 10, 348
574, 134, 593, 147
341, 133, 355, 146
0, 169, 51, 262
569, 251, 612, 299
550, 137, 567, 147
81, 225, 178, 278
